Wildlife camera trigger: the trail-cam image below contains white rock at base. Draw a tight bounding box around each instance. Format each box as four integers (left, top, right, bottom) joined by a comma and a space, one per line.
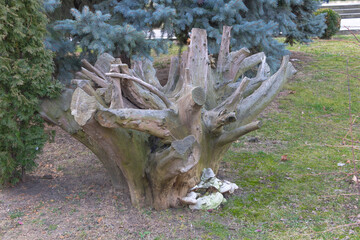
180, 191, 199, 205
189, 192, 224, 210
219, 180, 239, 194
191, 177, 222, 191
186, 168, 239, 210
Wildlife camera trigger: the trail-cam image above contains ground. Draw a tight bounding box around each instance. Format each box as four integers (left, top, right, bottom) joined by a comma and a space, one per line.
1, 36, 360, 239
0, 125, 243, 239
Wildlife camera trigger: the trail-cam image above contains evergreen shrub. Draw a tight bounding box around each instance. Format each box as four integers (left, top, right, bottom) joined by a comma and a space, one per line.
0, 0, 61, 185
315, 8, 341, 39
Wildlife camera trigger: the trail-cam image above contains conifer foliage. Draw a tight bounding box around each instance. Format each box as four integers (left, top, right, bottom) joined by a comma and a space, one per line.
50, 0, 325, 73
115, 0, 326, 70
0, 0, 61, 184
54, 6, 166, 62
315, 8, 341, 39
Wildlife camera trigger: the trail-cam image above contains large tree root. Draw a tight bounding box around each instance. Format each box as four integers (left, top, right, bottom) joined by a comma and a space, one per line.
40, 26, 295, 209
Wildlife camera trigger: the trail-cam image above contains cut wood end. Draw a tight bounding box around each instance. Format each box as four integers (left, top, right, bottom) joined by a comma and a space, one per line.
241, 48, 251, 54
114, 58, 122, 64
247, 121, 262, 131
191, 28, 207, 36
192, 87, 206, 106
70, 88, 99, 126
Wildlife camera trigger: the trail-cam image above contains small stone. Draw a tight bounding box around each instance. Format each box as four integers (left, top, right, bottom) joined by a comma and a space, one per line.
248, 137, 259, 143
187, 168, 238, 210
180, 192, 198, 205
42, 174, 53, 179
189, 192, 224, 210
191, 177, 222, 191
219, 180, 238, 194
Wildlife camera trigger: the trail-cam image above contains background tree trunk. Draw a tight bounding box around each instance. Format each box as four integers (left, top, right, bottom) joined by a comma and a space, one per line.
40, 27, 296, 210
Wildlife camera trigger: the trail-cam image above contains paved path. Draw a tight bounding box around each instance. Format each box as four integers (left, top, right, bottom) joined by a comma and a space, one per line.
322, 1, 360, 6
340, 18, 360, 30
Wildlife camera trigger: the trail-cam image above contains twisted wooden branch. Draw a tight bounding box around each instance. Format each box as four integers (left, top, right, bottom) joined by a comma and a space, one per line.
106, 73, 173, 108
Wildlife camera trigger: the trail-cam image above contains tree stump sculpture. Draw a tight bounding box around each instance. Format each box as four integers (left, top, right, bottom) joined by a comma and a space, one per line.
40, 27, 295, 210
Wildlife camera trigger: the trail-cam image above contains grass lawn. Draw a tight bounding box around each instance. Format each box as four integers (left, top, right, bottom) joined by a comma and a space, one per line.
194, 36, 360, 239
1, 36, 360, 240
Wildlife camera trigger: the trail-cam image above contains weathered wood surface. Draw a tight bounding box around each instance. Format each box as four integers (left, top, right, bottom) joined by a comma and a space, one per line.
40, 27, 295, 210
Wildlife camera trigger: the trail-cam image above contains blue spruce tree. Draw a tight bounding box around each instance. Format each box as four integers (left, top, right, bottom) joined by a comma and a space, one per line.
113, 0, 325, 70
47, 0, 325, 81
46, 1, 167, 84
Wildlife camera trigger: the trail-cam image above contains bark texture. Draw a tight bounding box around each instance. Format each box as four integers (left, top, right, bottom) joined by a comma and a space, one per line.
40, 27, 295, 210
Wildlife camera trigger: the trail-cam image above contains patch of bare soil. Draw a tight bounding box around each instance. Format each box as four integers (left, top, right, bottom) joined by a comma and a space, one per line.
289, 51, 313, 71
258, 51, 312, 119
0, 126, 241, 240
232, 138, 288, 155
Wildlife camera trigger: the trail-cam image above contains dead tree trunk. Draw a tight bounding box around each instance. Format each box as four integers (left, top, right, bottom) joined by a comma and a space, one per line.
40, 27, 295, 210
